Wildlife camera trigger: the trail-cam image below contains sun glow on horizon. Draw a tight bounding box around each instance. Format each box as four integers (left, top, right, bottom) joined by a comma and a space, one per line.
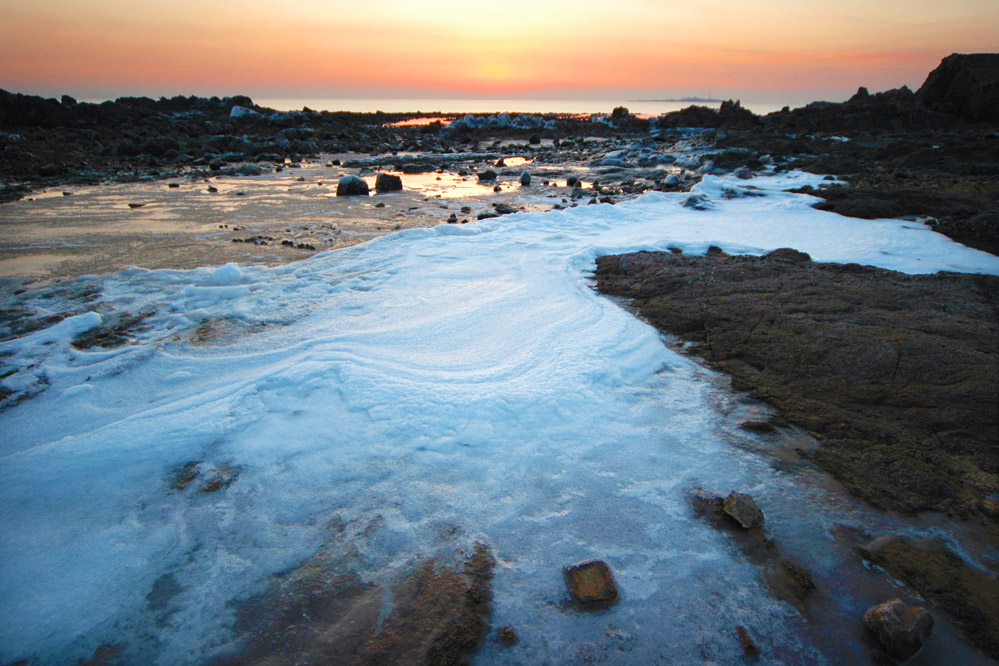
1, 0, 997, 104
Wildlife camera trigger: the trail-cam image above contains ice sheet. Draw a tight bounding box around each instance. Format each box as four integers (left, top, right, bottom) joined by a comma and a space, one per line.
1, 172, 996, 664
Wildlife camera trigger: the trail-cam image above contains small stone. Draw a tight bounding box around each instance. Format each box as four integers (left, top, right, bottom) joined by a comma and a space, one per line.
736, 626, 760, 659
740, 421, 776, 433
336, 175, 369, 196
566, 175, 579, 187
375, 172, 403, 192
168, 182, 180, 188
682, 193, 710, 210
863, 598, 933, 660
734, 167, 753, 179
128, 202, 146, 209
447, 213, 458, 224
764, 248, 812, 263
520, 171, 531, 186
493, 203, 517, 215
498, 626, 518, 646
722, 491, 765, 529
478, 169, 497, 181
563, 559, 618, 606
233, 164, 263, 176
207, 186, 218, 193
493, 185, 502, 192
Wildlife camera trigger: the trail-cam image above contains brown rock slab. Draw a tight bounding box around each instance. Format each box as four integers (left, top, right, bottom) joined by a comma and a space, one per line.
722, 491, 765, 529
595, 250, 999, 518
863, 598, 933, 661
563, 559, 618, 606
218, 533, 494, 666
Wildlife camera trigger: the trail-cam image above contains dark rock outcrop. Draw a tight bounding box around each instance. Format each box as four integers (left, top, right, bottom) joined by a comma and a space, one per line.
916, 53, 999, 122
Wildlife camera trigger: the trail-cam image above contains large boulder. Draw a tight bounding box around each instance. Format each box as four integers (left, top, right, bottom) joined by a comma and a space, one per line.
336, 175, 369, 196
375, 172, 402, 192
863, 598, 933, 660
722, 491, 765, 529
140, 136, 180, 156
916, 53, 999, 122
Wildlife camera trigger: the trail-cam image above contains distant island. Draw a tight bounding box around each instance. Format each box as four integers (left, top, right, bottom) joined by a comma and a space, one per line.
631, 96, 724, 103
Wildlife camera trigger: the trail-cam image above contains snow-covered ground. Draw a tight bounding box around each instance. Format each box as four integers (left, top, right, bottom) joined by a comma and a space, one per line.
1, 173, 997, 665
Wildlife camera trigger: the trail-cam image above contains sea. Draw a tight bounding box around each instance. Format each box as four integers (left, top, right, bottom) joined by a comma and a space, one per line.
253, 97, 788, 116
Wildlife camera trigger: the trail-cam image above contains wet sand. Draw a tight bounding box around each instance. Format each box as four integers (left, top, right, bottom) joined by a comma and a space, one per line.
0, 155, 595, 283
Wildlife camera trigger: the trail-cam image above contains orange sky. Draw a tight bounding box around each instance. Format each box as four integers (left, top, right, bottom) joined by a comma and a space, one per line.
1, 0, 996, 105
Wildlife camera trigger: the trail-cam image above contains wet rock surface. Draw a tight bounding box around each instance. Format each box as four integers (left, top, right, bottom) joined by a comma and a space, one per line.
597, 249, 999, 520
861, 536, 999, 659
217, 536, 495, 666
863, 598, 934, 661
690, 490, 816, 616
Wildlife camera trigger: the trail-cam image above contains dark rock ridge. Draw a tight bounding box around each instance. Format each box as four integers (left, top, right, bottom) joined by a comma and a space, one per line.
655, 54, 999, 256
656, 53, 999, 134
596, 249, 999, 519
916, 53, 999, 122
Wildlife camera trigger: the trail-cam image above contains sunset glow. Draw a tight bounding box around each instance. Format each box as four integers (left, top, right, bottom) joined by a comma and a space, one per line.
1, 0, 997, 105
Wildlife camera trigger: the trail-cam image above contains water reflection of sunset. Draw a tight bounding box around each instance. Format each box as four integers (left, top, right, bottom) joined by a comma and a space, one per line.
1, 0, 996, 105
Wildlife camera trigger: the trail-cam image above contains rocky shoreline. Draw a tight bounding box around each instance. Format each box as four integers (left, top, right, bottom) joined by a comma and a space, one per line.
2, 54, 998, 665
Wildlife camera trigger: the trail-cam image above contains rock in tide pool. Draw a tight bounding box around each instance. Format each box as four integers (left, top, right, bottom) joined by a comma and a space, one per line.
375, 172, 402, 192
723, 491, 765, 529
563, 559, 618, 606
736, 625, 760, 659
336, 175, 369, 196
498, 625, 518, 646
863, 598, 933, 660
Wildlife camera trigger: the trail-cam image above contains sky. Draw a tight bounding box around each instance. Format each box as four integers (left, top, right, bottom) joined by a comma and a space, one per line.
0, 0, 996, 107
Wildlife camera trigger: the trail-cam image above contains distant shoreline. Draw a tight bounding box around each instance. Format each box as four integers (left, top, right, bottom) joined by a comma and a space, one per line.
631, 97, 724, 104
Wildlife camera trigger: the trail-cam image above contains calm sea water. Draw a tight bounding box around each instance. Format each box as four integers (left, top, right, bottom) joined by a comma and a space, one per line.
255, 97, 785, 116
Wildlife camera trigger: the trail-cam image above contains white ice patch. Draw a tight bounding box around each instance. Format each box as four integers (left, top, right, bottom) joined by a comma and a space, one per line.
1, 171, 996, 665
210, 262, 242, 286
